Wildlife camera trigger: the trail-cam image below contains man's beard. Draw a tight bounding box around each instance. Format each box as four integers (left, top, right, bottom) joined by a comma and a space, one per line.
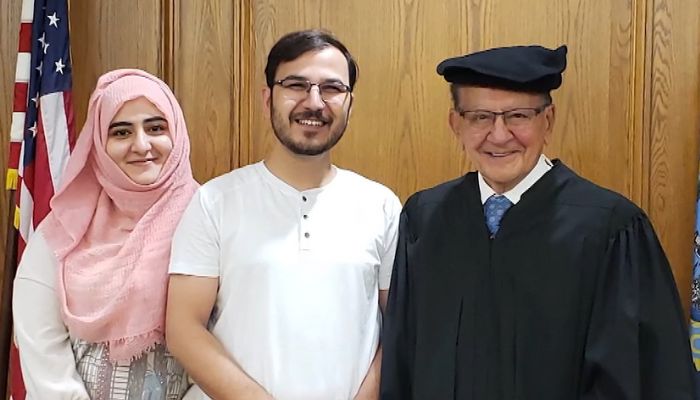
270, 105, 349, 156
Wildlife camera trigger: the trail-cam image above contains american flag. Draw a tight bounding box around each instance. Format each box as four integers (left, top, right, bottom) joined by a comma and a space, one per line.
6, 0, 75, 398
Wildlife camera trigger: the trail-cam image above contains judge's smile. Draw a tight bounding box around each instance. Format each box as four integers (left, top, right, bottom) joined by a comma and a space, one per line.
485, 150, 519, 158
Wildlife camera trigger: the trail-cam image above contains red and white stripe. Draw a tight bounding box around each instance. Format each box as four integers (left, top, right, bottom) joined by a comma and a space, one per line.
8, 0, 75, 398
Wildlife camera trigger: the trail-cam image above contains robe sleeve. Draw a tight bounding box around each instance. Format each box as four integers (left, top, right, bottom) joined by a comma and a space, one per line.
380, 196, 418, 400
581, 211, 697, 399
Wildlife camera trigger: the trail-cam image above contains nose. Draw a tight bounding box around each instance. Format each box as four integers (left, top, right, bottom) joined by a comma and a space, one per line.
301, 84, 326, 110
131, 128, 152, 153
487, 114, 513, 143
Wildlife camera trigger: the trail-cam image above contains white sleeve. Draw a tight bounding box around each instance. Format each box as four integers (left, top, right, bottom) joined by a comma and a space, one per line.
378, 192, 402, 290
169, 187, 221, 277
12, 231, 90, 400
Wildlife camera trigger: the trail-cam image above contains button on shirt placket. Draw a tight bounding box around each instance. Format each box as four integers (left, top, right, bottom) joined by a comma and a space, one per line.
300, 194, 313, 250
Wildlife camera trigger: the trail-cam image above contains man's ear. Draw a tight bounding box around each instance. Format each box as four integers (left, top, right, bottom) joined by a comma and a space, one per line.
262, 86, 272, 117
543, 104, 556, 145
448, 108, 462, 138
347, 93, 354, 118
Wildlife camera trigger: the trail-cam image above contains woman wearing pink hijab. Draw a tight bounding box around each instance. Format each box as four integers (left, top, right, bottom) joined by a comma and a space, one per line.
12, 69, 199, 399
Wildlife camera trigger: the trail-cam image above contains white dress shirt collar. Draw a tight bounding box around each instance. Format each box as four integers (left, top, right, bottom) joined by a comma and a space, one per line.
478, 154, 553, 205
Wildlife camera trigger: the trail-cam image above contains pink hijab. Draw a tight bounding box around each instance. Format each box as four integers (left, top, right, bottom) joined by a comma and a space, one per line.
41, 69, 199, 363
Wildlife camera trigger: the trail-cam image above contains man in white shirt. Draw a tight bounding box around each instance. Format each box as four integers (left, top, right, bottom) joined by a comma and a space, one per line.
166, 29, 401, 400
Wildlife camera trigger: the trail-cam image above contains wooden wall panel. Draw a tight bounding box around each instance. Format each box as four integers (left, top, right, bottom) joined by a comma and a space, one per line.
243, 0, 697, 308
465, 0, 637, 200
0, 0, 698, 334
69, 0, 163, 136
171, 1, 237, 182
246, 0, 467, 200
0, 0, 22, 300
246, 0, 638, 202
646, 0, 700, 310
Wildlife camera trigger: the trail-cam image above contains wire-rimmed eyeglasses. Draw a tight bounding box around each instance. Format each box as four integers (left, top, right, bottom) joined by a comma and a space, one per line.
273, 77, 352, 104
456, 103, 551, 132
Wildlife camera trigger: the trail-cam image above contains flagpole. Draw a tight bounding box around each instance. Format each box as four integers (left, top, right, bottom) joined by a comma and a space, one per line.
0, 190, 18, 398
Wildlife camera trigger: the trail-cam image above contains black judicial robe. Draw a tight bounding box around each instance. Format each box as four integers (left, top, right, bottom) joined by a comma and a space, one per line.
380, 160, 696, 400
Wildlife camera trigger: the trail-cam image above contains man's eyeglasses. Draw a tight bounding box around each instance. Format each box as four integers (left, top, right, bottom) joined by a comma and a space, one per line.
456, 104, 551, 132
274, 77, 352, 104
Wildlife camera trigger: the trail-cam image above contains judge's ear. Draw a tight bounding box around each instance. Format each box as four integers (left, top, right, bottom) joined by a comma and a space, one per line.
449, 108, 463, 138
543, 103, 556, 145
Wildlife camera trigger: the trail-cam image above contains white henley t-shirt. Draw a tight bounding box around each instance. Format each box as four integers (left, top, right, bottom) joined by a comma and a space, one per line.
170, 161, 402, 400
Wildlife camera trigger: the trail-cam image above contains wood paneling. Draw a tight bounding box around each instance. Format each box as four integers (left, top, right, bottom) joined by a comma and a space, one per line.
235, 0, 253, 167
247, 0, 468, 200
70, 0, 238, 183
69, 0, 163, 134
0, 0, 698, 330
463, 0, 638, 199
245, 0, 639, 201
243, 0, 699, 310
171, 0, 238, 182
0, 0, 23, 294
646, 0, 700, 309
0, 2, 22, 392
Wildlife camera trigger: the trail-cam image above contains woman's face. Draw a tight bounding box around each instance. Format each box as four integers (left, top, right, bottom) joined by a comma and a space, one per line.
105, 97, 173, 185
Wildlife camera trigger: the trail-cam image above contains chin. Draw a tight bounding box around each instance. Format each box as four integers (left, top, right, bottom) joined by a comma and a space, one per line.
490, 170, 519, 181
126, 171, 161, 185
288, 145, 328, 157
131, 177, 158, 185
480, 167, 517, 184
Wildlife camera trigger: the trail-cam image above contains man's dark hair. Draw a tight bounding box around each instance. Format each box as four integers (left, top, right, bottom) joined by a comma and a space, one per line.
449, 83, 552, 109
265, 29, 359, 90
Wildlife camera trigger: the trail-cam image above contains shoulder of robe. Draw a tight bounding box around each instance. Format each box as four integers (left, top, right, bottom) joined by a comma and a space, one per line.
399, 173, 475, 242
404, 173, 474, 212
558, 170, 645, 232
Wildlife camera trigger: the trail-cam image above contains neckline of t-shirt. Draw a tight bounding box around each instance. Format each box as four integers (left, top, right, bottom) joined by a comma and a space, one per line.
255, 160, 343, 197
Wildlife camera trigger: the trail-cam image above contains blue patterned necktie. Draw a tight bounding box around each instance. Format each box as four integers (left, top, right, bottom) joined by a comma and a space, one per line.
484, 195, 513, 237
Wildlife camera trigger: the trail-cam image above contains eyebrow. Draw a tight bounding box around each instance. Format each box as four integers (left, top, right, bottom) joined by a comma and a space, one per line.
108, 116, 167, 130
144, 116, 167, 124
282, 75, 345, 84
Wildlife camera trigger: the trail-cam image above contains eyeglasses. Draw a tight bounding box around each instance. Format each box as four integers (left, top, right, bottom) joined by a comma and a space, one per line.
274, 77, 352, 103
456, 104, 551, 132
